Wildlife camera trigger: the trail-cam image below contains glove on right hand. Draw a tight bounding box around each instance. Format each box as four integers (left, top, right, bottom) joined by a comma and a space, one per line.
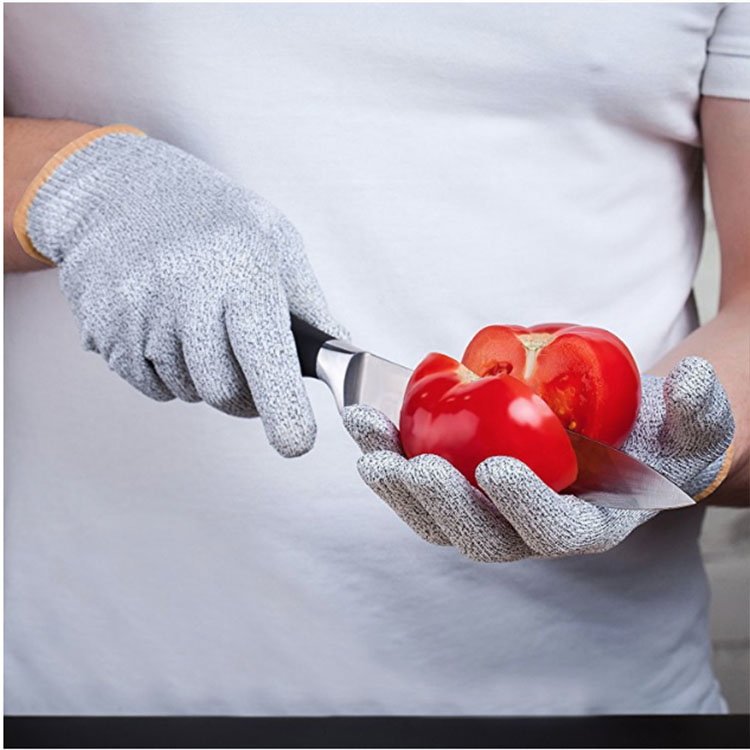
344, 356, 734, 562
16, 126, 347, 457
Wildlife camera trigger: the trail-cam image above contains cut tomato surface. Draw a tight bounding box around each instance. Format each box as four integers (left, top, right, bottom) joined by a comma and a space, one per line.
462, 324, 641, 447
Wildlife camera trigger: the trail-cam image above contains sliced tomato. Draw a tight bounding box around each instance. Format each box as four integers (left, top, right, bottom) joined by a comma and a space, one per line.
399, 352, 578, 492
462, 324, 640, 447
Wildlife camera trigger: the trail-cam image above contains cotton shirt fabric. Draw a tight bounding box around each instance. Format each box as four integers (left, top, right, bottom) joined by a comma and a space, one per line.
4, 3, 750, 715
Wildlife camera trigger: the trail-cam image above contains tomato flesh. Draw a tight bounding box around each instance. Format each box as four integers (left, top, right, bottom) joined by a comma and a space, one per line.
399, 353, 578, 492
462, 324, 641, 447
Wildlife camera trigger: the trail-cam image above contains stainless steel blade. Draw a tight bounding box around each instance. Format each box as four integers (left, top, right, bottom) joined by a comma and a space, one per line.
341, 352, 412, 425
315, 341, 696, 511
565, 431, 696, 510
315, 342, 412, 425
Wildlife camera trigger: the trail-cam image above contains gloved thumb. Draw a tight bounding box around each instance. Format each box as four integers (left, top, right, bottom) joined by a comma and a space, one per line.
662, 357, 734, 457
661, 356, 735, 496
272, 214, 350, 341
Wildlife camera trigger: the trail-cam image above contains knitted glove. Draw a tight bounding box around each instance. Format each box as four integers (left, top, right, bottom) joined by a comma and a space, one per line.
14, 125, 346, 457
344, 357, 735, 561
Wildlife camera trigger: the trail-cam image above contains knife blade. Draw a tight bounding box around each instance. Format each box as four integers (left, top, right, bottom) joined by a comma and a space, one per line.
291, 315, 696, 510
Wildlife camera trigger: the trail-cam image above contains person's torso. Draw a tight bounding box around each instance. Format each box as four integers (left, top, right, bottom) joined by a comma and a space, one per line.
4, 3, 724, 714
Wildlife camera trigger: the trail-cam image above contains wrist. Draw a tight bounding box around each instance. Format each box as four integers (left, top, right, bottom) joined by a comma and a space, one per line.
5, 119, 99, 271
11, 122, 145, 266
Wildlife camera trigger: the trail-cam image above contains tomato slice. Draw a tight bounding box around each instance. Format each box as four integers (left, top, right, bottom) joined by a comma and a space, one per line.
399, 352, 578, 492
459, 325, 528, 379
462, 324, 640, 447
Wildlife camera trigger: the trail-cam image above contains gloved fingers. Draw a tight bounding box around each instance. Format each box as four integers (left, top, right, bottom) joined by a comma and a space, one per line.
357, 451, 450, 545
144, 331, 201, 403
272, 215, 350, 341
661, 356, 735, 468
476, 457, 653, 556
106, 347, 175, 403
151, 359, 201, 403
343, 404, 405, 456
406, 454, 533, 563
224, 277, 317, 458
181, 311, 258, 417
75, 295, 175, 402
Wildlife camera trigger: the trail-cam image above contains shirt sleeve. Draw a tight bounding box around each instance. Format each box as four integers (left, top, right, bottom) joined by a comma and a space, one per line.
701, 3, 750, 100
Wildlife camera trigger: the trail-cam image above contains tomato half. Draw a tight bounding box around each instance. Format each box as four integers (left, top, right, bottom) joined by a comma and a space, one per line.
461, 324, 641, 447
399, 353, 578, 492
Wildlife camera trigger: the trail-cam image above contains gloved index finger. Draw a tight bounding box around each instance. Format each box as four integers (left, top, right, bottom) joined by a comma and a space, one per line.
224, 277, 317, 458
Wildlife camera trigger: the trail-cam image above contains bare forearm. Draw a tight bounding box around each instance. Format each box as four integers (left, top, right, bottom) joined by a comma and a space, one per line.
4, 117, 97, 272
648, 296, 749, 506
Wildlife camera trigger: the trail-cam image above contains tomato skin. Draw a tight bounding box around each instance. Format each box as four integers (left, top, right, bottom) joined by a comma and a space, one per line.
399, 353, 578, 492
462, 324, 640, 448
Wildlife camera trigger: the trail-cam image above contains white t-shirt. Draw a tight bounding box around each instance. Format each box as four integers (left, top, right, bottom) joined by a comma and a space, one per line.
5, 3, 749, 715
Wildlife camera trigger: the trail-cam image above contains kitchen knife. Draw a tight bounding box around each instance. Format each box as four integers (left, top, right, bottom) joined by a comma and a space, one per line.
291, 315, 697, 510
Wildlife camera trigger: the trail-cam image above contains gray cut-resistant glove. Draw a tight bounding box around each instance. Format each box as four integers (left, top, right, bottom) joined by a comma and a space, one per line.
18, 127, 347, 457
344, 357, 735, 561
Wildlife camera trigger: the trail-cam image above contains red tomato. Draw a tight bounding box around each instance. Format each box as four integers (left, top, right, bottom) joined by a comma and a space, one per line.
461, 324, 641, 447
399, 353, 578, 492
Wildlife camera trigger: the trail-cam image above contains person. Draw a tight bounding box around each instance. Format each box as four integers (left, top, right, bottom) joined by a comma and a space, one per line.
4, 3, 748, 715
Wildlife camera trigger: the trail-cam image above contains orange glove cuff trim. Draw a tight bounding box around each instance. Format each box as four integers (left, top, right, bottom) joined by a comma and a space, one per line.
12, 124, 146, 266
693, 441, 735, 502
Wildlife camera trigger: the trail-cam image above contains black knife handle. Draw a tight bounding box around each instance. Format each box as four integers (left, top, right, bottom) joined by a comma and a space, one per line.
290, 314, 335, 378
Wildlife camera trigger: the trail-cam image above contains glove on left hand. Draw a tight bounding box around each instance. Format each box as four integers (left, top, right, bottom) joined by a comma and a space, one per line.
344, 356, 734, 562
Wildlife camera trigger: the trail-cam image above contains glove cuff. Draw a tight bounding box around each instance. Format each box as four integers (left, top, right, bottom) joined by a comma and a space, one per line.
692, 442, 735, 501
12, 124, 146, 265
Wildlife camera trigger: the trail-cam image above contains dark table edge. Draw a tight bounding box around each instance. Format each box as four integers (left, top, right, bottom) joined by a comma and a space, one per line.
4, 714, 750, 749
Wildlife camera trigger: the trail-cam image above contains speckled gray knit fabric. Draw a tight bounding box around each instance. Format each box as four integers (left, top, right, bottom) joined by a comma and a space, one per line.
26, 132, 346, 457
344, 356, 734, 562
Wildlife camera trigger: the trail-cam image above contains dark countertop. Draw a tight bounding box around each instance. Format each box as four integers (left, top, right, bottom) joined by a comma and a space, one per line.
5, 714, 750, 748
